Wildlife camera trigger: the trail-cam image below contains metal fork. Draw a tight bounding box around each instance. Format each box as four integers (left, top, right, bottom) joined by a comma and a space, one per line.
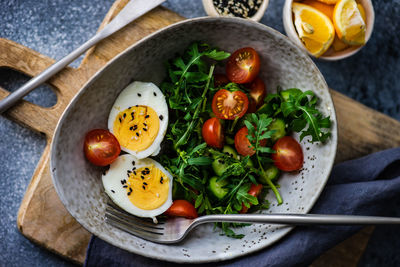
105, 201, 400, 244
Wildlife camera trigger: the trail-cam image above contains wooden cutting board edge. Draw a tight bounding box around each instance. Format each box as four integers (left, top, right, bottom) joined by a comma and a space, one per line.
1, 0, 399, 265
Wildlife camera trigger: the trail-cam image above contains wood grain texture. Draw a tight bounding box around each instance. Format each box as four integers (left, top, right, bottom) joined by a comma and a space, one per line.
0, 0, 397, 265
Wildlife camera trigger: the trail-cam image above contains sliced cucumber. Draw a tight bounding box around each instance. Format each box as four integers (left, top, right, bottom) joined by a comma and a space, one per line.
212, 157, 228, 176
222, 145, 239, 159
258, 165, 280, 185
269, 118, 286, 142
212, 145, 240, 176
208, 176, 228, 200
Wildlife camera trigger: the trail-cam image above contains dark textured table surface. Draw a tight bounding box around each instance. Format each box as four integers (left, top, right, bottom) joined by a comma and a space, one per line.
1, 0, 399, 266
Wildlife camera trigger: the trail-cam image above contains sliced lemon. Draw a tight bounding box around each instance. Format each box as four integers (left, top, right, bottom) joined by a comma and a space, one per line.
292, 3, 335, 57
302, 0, 334, 18
315, 0, 338, 4
357, 3, 366, 22
333, 0, 366, 45
332, 36, 349, 51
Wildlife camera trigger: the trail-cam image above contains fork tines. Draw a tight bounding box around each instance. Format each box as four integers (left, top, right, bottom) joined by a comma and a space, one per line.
105, 200, 166, 240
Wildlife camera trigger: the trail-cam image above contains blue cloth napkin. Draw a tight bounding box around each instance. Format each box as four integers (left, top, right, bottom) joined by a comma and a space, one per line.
85, 147, 400, 267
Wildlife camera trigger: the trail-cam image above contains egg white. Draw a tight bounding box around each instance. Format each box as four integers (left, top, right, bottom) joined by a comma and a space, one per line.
108, 81, 168, 159
102, 154, 173, 218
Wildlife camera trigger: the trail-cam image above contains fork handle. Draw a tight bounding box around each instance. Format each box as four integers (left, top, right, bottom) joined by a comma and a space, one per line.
193, 214, 400, 226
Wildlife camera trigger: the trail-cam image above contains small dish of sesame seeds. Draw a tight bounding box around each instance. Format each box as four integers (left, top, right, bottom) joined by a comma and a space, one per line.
202, 0, 269, 21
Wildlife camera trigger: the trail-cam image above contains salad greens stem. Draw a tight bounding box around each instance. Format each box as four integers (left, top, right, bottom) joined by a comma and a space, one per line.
174, 64, 215, 149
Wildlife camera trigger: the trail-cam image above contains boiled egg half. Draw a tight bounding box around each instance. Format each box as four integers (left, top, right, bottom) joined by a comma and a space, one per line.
102, 154, 173, 218
108, 81, 168, 159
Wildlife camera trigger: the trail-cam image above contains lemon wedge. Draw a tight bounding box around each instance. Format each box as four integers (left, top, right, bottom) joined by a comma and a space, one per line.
333, 0, 366, 45
315, 0, 338, 4
292, 3, 335, 57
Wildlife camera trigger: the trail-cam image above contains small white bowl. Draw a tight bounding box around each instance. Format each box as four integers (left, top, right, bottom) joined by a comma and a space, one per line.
202, 0, 269, 22
283, 0, 375, 60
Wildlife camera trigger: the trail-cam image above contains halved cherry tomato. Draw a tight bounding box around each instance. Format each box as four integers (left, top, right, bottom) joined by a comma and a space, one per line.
234, 126, 267, 156
271, 136, 304, 171
202, 117, 224, 148
246, 77, 266, 113
240, 184, 263, 213
226, 47, 260, 84
212, 89, 249, 120
83, 129, 121, 166
234, 127, 255, 156
164, 200, 198, 219
213, 73, 230, 87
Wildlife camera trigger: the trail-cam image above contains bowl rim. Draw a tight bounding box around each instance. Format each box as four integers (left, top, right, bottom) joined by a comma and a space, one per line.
50, 16, 338, 263
282, 0, 375, 61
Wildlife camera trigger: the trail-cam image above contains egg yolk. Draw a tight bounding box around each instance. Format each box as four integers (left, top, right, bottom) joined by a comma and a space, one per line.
125, 164, 169, 210
113, 105, 159, 152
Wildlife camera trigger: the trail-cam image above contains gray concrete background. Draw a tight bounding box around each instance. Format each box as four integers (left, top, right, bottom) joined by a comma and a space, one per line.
0, 0, 399, 266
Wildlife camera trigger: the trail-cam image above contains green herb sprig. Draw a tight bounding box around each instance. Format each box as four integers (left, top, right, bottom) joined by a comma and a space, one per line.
262, 88, 331, 143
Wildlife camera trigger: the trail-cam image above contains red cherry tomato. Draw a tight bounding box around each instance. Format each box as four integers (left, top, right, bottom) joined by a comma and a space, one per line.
212, 89, 249, 120
213, 73, 230, 87
234, 127, 255, 156
240, 184, 263, 213
272, 136, 304, 171
164, 200, 198, 219
226, 47, 260, 84
234, 126, 267, 156
83, 129, 121, 166
246, 77, 266, 113
202, 117, 224, 148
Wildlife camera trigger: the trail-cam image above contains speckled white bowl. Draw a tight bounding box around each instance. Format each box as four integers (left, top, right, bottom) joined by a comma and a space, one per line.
50, 17, 337, 263
283, 0, 375, 61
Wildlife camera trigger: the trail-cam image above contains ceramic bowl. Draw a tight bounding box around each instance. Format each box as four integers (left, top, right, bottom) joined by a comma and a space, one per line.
202, 0, 269, 21
50, 17, 337, 263
283, 0, 375, 61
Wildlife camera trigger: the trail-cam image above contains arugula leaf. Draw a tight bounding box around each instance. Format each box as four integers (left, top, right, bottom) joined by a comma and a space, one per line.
262, 88, 331, 143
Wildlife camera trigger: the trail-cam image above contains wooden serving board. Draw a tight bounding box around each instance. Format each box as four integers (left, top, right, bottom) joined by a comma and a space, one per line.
1, 0, 399, 265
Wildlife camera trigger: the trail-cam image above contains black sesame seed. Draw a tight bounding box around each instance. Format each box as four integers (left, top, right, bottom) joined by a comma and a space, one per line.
153, 92, 157, 96
111, 190, 115, 193
129, 126, 133, 130
138, 93, 142, 97
123, 113, 126, 118
123, 185, 128, 188
143, 123, 147, 126
142, 185, 146, 190
127, 192, 131, 196
129, 187, 132, 192
135, 105, 139, 107
133, 171, 137, 175
141, 170, 146, 175
141, 175, 145, 179
128, 106, 132, 109
143, 182, 148, 185
119, 117, 122, 123
136, 132, 139, 137
145, 167, 149, 171
143, 128, 147, 131
218, 159, 225, 164
159, 115, 163, 120
132, 166, 136, 170
145, 115, 150, 118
